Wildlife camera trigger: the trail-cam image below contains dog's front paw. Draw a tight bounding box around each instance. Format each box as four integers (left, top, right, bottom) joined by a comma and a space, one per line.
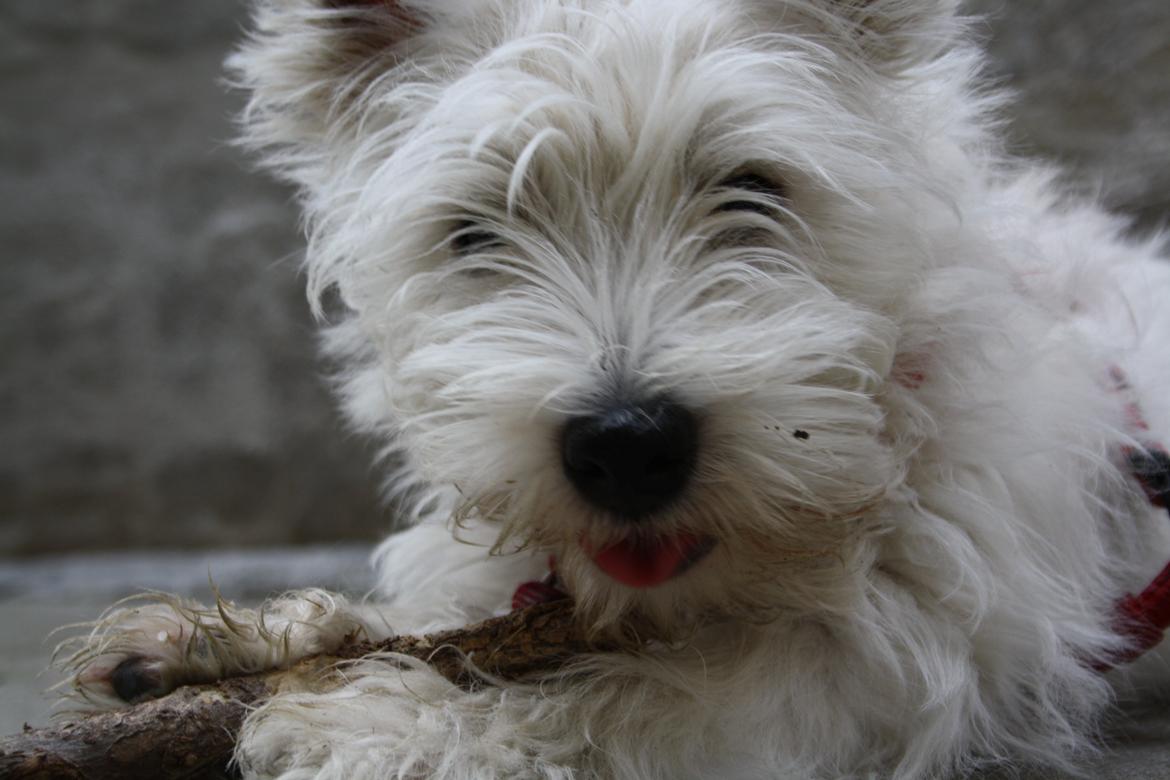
58, 595, 234, 707
59, 589, 373, 709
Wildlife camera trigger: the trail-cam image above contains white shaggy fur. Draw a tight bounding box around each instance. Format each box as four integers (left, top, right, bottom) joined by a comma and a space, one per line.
66, 1, 1170, 777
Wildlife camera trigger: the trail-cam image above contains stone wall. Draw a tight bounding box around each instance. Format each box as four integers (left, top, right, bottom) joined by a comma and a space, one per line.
1, 1, 1167, 555
0, 1, 386, 554
966, 0, 1170, 232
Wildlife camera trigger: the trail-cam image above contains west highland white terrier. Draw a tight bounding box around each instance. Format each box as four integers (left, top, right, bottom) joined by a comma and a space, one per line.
66, 1, 1170, 777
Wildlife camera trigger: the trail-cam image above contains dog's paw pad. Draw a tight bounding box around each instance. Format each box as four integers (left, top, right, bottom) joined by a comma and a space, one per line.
109, 655, 171, 703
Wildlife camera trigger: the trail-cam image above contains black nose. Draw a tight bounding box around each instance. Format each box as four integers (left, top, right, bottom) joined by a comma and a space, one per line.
561, 398, 699, 520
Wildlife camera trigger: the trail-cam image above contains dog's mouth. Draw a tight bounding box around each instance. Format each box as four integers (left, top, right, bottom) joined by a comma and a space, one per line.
583, 533, 717, 588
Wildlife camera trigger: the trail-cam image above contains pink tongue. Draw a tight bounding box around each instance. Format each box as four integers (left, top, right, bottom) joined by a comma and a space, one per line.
587, 533, 708, 589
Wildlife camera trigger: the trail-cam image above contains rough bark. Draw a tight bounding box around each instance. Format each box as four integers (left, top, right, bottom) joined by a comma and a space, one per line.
0, 599, 595, 780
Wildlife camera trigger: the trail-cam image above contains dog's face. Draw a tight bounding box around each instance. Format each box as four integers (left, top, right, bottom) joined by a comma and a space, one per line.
235, 0, 957, 632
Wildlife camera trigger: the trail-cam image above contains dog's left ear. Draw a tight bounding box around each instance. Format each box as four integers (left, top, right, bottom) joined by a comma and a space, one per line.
812, 0, 962, 68
230, 0, 429, 173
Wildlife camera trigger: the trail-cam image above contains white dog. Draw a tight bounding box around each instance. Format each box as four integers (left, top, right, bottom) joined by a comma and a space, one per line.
66, 1, 1170, 777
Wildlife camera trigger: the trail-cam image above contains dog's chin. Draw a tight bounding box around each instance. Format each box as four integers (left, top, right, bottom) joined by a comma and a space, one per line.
581, 532, 718, 589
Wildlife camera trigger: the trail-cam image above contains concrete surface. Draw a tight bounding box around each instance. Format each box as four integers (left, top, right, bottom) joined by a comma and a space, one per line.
0, 0, 386, 556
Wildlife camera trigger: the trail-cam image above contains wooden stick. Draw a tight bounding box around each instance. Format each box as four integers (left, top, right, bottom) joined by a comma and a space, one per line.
0, 600, 595, 780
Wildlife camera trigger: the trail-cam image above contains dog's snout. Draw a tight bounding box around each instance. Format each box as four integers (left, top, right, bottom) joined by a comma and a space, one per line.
561, 398, 698, 520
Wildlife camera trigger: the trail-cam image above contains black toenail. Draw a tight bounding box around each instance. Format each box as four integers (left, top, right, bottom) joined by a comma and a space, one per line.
111, 656, 165, 703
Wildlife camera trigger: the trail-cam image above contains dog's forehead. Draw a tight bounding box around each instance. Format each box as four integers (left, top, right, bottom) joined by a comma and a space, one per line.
462, 4, 817, 117
404, 1, 849, 197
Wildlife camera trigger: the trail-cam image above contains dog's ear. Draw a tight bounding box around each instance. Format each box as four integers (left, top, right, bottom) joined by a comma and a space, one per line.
797, 0, 962, 68
230, 0, 426, 170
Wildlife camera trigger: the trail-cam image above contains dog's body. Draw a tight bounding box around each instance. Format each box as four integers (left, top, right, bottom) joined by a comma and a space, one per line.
67, 1, 1170, 777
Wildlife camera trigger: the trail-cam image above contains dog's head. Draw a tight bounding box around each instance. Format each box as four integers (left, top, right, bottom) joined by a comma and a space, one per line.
233, 0, 961, 633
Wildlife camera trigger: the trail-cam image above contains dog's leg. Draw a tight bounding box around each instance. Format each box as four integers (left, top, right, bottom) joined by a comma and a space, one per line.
62, 588, 393, 707
63, 522, 544, 708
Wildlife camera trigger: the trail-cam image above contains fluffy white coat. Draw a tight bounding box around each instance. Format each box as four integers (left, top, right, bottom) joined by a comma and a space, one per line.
65, 1, 1170, 777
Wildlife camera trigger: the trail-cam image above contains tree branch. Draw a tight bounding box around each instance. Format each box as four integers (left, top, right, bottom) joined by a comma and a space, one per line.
0, 599, 594, 780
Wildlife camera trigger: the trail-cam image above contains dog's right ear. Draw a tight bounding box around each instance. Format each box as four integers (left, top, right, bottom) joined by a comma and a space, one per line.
229, 0, 426, 174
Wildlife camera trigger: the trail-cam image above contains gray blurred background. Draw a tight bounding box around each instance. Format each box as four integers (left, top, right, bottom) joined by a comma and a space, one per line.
1, 2, 1170, 769
1, 0, 387, 557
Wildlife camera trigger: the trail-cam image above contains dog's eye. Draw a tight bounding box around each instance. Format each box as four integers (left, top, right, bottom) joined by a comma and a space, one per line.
451, 222, 503, 254
715, 172, 788, 215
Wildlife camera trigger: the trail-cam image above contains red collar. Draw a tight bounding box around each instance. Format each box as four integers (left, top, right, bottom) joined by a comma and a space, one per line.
1097, 366, 1170, 671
